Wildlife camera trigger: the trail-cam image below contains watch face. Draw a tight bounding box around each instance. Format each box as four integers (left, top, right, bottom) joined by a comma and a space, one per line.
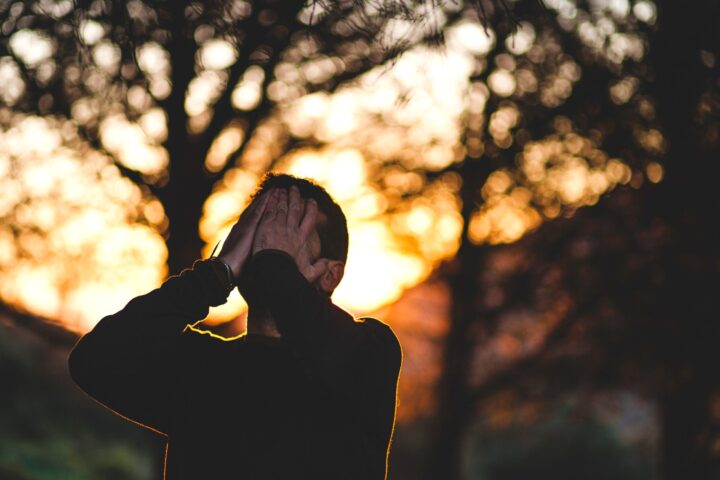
210, 258, 234, 291
222, 262, 235, 288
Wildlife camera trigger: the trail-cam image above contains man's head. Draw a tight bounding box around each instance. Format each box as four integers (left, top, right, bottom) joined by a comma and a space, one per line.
250, 172, 348, 295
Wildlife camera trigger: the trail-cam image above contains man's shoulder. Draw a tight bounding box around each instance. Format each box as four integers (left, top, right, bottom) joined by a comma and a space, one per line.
326, 303, 401, 359
353, 316, 402, 358
327, 303, 394, 334
353, 315, 392, 331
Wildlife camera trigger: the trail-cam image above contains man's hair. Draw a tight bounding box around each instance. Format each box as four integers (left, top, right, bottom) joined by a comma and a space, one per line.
251, 172, 349, 263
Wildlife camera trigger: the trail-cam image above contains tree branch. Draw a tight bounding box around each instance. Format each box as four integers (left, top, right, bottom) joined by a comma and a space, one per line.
468, 293, 598, 402
0, 301, 79, 349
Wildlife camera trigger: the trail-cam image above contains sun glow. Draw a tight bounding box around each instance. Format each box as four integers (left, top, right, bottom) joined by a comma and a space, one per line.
1, 7, 654, 339
0, 112, 167, 331
199, 146, 463, 323
196, 22, 507, 324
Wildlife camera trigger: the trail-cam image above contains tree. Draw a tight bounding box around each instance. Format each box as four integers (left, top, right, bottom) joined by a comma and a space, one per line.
400, 1, 718, 478
0, 0, 491, 327
425, 0, 720, 476
273, 0, 719, 478
0, 0, 463, 276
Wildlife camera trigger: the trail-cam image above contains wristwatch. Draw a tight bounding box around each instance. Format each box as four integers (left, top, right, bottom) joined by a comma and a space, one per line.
208, 257, 236, 294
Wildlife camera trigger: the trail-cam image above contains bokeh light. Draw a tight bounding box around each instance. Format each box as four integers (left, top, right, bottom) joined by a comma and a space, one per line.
0, 111, 167, 331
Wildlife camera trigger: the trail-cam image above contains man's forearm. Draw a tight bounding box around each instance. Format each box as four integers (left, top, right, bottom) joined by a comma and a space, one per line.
69, 258, 232, 388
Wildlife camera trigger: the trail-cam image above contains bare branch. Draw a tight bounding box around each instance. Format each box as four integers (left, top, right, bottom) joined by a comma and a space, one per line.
0, 302, 79, 349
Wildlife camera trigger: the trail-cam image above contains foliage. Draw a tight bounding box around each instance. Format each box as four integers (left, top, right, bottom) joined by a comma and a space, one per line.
0, 319, 162, 480
0, 0, 530, 324
466, 403, 655, 480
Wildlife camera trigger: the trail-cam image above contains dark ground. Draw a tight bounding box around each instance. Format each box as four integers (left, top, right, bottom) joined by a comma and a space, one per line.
2, 315, 657, 480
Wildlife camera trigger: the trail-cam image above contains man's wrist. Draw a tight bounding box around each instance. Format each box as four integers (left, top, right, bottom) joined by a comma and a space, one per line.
206, 257, 236, 294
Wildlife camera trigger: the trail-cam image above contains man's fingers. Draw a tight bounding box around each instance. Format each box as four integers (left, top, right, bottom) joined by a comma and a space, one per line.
249, 190, 272, 222
261, 188, 280, 221
276, 188, 288, 220
299, 198, 318, 237
287, 185, 303, 227
241, 190, 271, 225
219, 190, 276, 257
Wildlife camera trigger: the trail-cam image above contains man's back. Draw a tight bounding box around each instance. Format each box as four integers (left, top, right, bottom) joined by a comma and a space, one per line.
168, 325, 398, 479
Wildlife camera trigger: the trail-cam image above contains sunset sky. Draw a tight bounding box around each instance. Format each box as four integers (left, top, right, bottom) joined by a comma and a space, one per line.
0, 0, 660, 333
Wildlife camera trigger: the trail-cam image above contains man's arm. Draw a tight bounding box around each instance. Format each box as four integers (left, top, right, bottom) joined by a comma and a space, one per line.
67, 259, 232, 435
68, 189, 269, 434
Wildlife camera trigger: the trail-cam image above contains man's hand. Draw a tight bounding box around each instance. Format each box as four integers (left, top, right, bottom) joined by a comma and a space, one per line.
216, 190, 272, 282
252, 186, 330, 283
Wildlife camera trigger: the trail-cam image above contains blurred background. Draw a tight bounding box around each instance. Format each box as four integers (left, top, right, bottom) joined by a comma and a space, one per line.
0, 0, 718, 478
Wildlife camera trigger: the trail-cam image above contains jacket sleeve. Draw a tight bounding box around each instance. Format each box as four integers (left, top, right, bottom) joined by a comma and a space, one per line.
242, 249, 402, 473
67, 259, 232, 435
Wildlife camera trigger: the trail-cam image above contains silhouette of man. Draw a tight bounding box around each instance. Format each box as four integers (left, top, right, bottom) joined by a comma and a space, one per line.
69, 173, 402, 479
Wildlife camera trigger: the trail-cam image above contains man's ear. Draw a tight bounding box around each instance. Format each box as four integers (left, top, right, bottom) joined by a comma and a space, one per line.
318, 260, 345, 295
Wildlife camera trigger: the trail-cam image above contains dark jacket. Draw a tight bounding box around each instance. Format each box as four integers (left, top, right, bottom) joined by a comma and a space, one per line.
68, 249, 402, 479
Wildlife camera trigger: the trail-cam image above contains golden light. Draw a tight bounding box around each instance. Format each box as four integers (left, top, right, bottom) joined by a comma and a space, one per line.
79, 20, 104, 45
0, 7, 660, 345
606, 158, 633, 184
447, 21, 495, 56
488, 69, 517, 98
637, 128, 665, 154
610, 76, 639, 105
232, 77, 263, 111
469, 127, 643, 245
468, 194, 543, 245
0, 113, 167, 332
283, 148, 367, 200
136, 42, 171, 99
633, 0, 657, 23
336, 232, 427, 312
0, 58, 25, 105
506, 22, 536, 55
99, 114, 169, 175
9, 29, 56, 68
646, 162, 664, 183
200, 39, 237, 70
92, 41, 121, 74
185, 70, 226, 117
199, 144, 463, 323
138, 108, 168, 143
205, 122, 245, 173
489, 104, 520, 147
195, 23, 502, 320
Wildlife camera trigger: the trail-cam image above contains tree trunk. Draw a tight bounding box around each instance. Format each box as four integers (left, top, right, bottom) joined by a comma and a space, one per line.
424, 247, 478, 480
425, 160, 492, 480
158, 16, 214, 276
163, 142, 214, 276
660, 382, 716, 480
649, 2, 720, 478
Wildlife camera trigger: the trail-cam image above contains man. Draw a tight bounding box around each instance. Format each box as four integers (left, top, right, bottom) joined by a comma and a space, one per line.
68, 173, 402, 479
